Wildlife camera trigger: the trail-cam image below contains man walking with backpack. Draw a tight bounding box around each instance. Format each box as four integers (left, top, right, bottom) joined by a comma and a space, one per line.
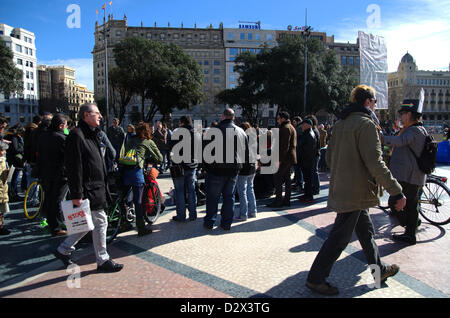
383, 99, 429, 245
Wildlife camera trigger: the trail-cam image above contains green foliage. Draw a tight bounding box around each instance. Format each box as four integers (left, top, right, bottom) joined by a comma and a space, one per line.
216, 36, 358, 121
0, 38, 23, 96
112, 37, 203, 123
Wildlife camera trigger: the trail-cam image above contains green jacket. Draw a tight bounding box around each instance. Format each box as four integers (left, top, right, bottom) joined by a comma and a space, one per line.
122, 136, 163, 169
326, 106, 402, 213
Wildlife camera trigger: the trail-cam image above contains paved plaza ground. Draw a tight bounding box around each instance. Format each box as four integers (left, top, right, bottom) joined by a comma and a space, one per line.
0, 166, 449, 306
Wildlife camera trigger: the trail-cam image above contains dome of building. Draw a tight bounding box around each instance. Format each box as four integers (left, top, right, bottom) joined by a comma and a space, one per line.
401, 52, 414, 64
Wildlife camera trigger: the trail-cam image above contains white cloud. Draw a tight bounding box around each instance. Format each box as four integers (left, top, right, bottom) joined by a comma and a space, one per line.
38, 58, 94, 91
332, 0, 450, 72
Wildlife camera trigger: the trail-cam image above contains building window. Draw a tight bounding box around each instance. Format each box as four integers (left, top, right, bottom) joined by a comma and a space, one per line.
228, 32, 233, 40
214, 78, 220, 83
204, 69, 209, 74
348, 57, 354, 65
5, 105, 10, 113
255, 33, 261, 41
204, 60, 209, 65
230, 75, 235, 83
248, 33, 253, 40
240, 33, 245, 40
204, 77, 209, 83
266, 34, 272, 41
230, 66, 234, 73
230, 48, 238, 56
342, 56, 347, 65
15, 44, 22, 53
214, 60, 220, 65
214, 69, 220, 74
17, 58, 23, 65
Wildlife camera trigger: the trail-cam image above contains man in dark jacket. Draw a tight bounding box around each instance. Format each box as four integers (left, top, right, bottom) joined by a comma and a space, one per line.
54, 103, 123, 273
267, 111, 297, 208
298, 118, 319, 203
170, 115, 201, 222
37, 114, 69, 236
203, 108, 248, 230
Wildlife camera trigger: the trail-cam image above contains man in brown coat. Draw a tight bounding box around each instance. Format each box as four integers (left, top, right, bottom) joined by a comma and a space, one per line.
267, 111, 297, 208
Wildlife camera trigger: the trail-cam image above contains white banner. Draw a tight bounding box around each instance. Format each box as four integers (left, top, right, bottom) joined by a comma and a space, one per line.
358, 31, 388, 109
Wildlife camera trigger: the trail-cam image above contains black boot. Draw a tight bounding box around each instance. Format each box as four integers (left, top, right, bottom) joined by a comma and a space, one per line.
136, 217, 152, 237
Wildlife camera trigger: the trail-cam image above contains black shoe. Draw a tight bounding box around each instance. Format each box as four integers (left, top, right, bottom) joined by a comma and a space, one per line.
172, 216, 187, 223
203, 222, 213, 230
392, 233, 416, 245
305, 280, 339, 296
0, 228, 11, 236
97, 259, 124, 273
189, 216, 197, 221
53, 250, 76, 268
282, 201, 291, 207
220, 224, 231, 231
137, 227, 152, 236
299, 195, 314, 203
266, 201, 283, 208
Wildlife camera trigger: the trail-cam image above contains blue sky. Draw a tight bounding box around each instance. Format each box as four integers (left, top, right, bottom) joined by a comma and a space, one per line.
1, 0, 449, 90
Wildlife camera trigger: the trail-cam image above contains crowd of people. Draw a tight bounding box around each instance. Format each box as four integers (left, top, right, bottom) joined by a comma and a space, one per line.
0, 83, 430, 293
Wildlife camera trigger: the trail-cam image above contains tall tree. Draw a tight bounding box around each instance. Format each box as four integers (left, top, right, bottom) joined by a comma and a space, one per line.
216, 36, 358, 119
109, 66, 133, 123
113, 37, 166, 121
0, 38, 23, 97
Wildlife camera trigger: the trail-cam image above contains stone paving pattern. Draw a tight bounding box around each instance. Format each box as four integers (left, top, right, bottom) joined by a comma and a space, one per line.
0, 169, 449, 299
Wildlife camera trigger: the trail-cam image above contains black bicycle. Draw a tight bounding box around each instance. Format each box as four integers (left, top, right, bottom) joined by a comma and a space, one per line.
379, 173, 450, 226
419, 174, 450, 225
106, 169, 163, 243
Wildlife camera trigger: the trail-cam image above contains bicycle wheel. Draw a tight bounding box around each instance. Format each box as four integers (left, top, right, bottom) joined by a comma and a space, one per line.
419, 179, 450, 225
24, 181, 44, 220
143, 181, 162, 225
106, 197, 122, 243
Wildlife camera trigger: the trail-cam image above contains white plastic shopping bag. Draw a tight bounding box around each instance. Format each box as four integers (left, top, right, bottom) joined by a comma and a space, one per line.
61, 199, 95, 235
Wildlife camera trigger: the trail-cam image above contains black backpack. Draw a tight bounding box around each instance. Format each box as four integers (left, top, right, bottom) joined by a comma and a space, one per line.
409, 133, 438, 174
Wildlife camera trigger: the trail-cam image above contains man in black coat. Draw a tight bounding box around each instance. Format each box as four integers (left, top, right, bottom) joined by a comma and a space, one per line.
298, 118, 318, 203
54, 104, 123, 273
36, 114, 69, 236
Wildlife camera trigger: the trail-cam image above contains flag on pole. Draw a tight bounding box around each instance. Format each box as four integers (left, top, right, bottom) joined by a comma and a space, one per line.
96, 8, 98, 15
109, 1, 112, 5
102, 3, 106, 10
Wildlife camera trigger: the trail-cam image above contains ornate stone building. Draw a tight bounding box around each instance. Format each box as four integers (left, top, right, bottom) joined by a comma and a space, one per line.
388, 53, 450, 127
93, 15, 226, 126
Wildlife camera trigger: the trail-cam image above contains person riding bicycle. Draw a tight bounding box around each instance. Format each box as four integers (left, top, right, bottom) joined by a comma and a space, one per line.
120, 122, 162, 236
382, 99, 427, 245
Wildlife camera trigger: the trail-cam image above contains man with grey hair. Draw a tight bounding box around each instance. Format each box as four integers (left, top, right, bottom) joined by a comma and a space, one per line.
54, 103, 123, 272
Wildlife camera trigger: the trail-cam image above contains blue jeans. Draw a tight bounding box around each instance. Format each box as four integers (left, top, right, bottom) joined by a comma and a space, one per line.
204, 173, 237, 228
235, 174, 257, 218
173, 168, 197, 220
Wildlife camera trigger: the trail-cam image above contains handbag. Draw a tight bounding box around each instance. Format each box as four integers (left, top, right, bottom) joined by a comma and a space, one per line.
61, 199, 95, 235
170, 164, 184, 178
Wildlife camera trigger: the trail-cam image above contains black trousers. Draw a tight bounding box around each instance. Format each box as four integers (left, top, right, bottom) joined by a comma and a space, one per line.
274, 163, 292, 203
42, 178, 68, 233
398, 181, 421, 236
307, 209, 386, 284
301, 165, 314, 198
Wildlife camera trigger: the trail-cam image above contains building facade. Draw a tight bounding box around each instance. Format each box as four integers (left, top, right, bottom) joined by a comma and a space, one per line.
0, 23, 38, 125
388, 53, 450, 127
37, 65, 94, 119
93, 16, 226, 126
223, 25, 277, 126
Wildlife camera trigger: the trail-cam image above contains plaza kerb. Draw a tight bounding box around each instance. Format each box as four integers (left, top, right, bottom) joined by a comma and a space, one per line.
170, 120, 280, 175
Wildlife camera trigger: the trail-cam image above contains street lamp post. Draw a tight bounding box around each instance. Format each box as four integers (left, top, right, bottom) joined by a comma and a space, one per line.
102, 17, 110, 129
302, 9, 311, 116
